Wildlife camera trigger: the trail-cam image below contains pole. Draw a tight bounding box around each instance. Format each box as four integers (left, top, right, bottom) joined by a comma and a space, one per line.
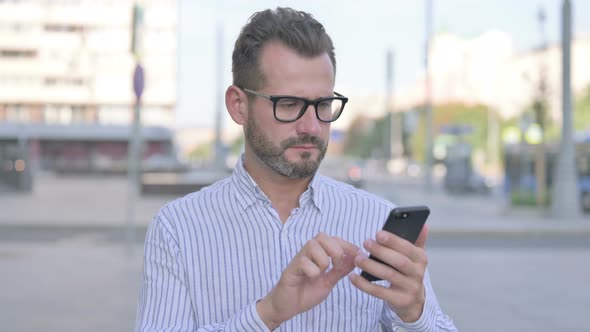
385, 50, 393, 161
127, 67, 143, 254
387, 50, 403, 162
424, 0, 434, 190
487, 108, 499, 177
214, 3, 225, 169
127, 98, 141, 247
535, 5, 548, 208
127, 3, 145, 254
550, 0, 581, 219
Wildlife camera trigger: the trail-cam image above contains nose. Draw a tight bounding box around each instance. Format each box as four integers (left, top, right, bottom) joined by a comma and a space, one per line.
295, 104, 322, 136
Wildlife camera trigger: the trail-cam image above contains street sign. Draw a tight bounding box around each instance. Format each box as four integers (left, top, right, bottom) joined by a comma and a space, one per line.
330, 129, 345, 143
133, 63, 144, 100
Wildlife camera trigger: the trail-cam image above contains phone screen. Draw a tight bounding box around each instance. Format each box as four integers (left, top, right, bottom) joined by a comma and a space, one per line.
360, 205, 430, 282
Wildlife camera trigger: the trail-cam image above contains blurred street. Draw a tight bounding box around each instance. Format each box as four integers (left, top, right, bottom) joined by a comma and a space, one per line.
2, 1, 590, 331
1, 172, 589, 331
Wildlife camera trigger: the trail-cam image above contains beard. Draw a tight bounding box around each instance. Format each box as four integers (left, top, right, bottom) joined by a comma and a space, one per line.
245, 115, 327, 179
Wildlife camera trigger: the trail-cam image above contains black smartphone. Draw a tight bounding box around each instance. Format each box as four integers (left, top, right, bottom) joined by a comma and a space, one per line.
360, 205, 430, 282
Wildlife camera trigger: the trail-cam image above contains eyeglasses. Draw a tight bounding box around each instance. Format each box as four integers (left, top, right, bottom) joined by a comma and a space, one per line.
242, 88, 348, 123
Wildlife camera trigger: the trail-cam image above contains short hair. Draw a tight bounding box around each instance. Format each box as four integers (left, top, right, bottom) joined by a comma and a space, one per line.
231, 7, 336, 90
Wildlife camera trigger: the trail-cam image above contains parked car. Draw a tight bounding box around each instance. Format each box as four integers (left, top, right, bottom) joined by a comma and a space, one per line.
319, 157, 366, 188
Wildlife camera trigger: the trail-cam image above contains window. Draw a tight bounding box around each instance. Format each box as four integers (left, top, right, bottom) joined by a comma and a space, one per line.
44, 76, 85, 86
6, 105, 23, 122
0, 49, 37, 58
44, 23, 84, 33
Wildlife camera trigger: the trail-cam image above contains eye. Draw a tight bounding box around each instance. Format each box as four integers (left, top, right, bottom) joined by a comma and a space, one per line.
277, 98, 302, 110
318, 100, 332, 109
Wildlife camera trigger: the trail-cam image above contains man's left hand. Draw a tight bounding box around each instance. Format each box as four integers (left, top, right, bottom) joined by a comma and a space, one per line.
350, 225, 429, 323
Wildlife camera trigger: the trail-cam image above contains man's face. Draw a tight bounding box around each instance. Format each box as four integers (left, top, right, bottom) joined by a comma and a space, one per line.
245, 112, 327, 179
244, 42, 335, 179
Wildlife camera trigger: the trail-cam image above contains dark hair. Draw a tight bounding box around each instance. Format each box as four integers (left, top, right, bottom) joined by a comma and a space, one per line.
231, 7, 336, 90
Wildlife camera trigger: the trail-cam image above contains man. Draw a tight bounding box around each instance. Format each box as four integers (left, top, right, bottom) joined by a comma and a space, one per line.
136, 7, 457, 331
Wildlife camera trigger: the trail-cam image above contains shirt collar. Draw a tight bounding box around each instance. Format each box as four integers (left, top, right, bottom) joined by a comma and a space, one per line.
231, 154, 324, 213
306, 171, 324, 212
231, 155, 268, 210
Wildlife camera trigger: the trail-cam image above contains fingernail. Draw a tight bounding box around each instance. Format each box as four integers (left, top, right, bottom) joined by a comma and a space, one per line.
354, 250, 367, 265
354, 254, 363, 265
363, 239, 374, 249
376, 231, 388, 242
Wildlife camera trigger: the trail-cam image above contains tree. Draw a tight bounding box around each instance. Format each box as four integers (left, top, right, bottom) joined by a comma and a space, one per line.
574, 84, 590, 131
409, 103, 494, 163
342, 114, 387, 159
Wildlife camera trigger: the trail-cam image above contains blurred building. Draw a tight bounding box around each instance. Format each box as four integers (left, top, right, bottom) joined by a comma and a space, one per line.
0, 0, 176, 125
395, 31, 590, 121
0, 0, 177, 180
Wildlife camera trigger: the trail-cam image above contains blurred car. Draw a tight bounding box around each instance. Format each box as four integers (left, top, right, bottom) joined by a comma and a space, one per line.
141, 154, 188, 173
319, 157, 366, 188
345, 163, 365, 188
578, 176, 590, 212
443, 162, 492, 195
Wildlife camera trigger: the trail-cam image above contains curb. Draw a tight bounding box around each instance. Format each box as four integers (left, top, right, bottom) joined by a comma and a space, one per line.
428, 227, 590, 236
2, 223, 590, 238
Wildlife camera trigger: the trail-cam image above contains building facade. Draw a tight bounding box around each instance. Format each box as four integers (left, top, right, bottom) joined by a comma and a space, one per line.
0, 0, 178, 187
0, 0, 176, 126
395, 31, 590, 122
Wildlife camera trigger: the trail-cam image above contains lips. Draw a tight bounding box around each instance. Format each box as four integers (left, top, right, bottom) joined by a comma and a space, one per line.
281, 135, 325, 151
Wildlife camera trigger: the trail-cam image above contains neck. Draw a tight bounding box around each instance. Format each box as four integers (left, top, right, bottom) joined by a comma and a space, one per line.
243, 153, 313, 221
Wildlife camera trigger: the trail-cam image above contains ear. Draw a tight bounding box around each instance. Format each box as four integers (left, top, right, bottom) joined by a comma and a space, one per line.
225, 85, 248, 125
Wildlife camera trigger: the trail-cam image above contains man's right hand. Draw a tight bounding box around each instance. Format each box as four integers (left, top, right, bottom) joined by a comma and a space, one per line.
256, 233, 358, 330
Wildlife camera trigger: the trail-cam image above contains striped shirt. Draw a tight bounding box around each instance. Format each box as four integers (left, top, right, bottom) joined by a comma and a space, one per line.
135, 158, 457, 332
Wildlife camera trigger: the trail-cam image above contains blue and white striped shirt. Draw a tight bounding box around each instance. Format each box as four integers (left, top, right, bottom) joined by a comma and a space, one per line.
136, 158, 457, 331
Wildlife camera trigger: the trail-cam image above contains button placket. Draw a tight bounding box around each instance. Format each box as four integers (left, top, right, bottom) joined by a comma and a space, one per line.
278, 223, 291, 271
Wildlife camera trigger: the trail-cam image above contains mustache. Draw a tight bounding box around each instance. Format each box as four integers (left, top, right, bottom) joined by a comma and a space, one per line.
281, 135, 325, 150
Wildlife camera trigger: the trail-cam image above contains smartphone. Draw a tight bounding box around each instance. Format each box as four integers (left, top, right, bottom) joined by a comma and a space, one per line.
360, 205, 430, 282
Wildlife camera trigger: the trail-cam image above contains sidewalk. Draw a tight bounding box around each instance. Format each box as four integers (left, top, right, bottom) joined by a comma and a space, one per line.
367, 170, 590, 236
1, 173, 589, 236
0, 174, 173, 228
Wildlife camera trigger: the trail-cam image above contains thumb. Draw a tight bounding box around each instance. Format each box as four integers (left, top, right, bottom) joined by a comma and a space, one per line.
415, 224, 429, 249
325, 252, 355, 286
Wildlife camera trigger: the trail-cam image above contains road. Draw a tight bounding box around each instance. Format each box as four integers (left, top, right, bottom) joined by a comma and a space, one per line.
430, 247, 589, 331
1, 233, 588, 332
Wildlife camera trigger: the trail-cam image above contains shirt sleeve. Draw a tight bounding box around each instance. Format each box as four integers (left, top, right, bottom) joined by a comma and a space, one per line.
379, 269, 458, 332
135, 215, 272, 332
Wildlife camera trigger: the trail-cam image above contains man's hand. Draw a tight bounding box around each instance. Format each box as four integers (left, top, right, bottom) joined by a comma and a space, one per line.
256, 233, 358, 330
350, 225, 429, 323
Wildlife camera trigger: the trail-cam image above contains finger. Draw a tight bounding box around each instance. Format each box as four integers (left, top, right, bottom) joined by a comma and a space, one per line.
354, 250, 413, 286
323, 237, 358, 285
324, 252, 356, 285
299, 255, 321, 278
315, 233, 344, 266
349, 272, 397, 300
350, 272, 420, 312
363, 239, 417, 276
375, 231, 428, 265
355, 276, 419, 317
332, 237, 360, 259
415, 224, 429, 249
306, 239, 331, 273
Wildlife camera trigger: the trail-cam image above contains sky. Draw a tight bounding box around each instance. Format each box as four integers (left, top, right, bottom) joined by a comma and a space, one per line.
175, 0, 590, 132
